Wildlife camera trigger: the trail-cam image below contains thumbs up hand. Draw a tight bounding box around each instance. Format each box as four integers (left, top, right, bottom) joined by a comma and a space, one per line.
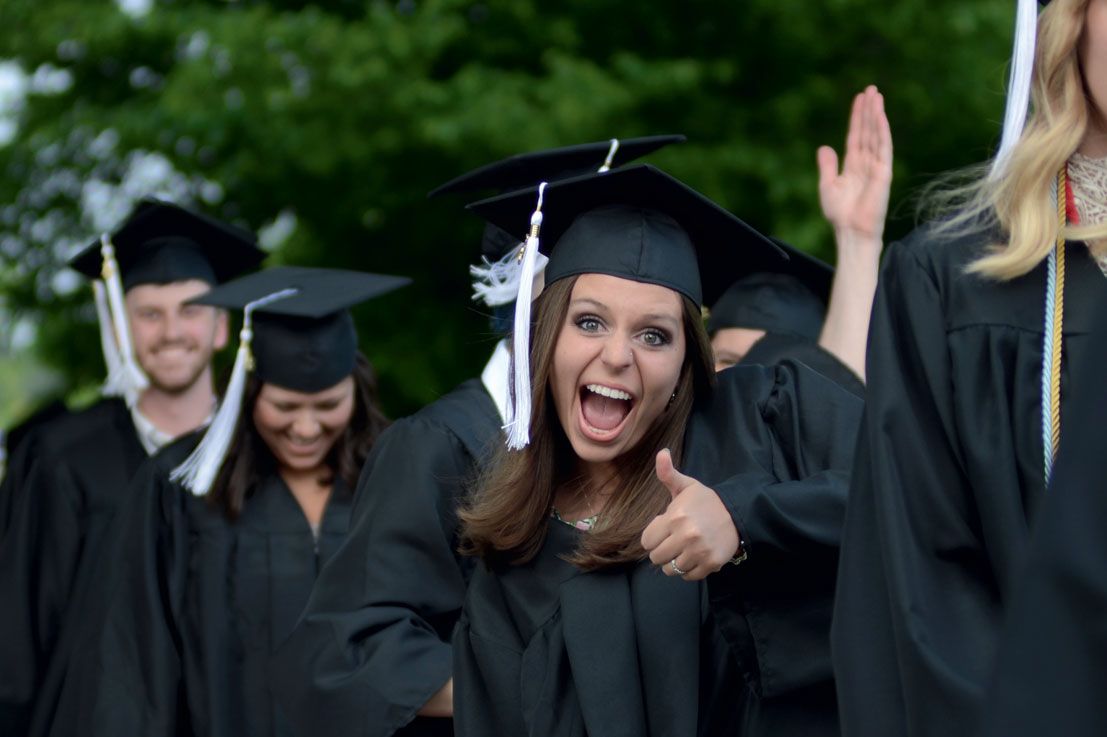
640, 449, 741, 580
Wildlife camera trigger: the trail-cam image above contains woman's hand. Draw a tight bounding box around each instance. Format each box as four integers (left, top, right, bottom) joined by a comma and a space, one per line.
641, 449, 740, 581
815, 84, 893, 381
817, 84, 893, 245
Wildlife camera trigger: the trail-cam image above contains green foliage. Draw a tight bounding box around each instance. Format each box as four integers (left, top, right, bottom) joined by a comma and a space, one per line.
0, 0, 1015, 419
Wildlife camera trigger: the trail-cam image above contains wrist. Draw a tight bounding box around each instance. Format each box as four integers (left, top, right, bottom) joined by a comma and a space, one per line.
833, 227, 884, 256
728, 534, 748, 566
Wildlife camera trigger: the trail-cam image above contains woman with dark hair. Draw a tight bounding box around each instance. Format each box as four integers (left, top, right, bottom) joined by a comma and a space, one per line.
452, 165, 863, 736
47, 266, 409, 737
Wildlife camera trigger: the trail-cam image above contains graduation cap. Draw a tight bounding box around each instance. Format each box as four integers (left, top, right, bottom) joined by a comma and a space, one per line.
706, 240, 833, 340
466, 163, 786, 449
993, 0, 1052, 178
430, 135, 686, 308
170, 266, 411, 496
68, 199, 265, 407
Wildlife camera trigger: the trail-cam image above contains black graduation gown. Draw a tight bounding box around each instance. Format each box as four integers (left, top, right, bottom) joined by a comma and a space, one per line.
979, 295, 1107, 737
0, 399, 70, 534
831, 226, 1107, 737
454, 358, 863, 737
742, 333, 864, 398
271, 378, 502, 737
0, 398, 147, 736
47, 437, 352, 737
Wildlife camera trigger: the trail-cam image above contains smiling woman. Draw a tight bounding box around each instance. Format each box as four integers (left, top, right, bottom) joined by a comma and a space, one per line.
455, 165, 863, 737
46, 266, 411, 737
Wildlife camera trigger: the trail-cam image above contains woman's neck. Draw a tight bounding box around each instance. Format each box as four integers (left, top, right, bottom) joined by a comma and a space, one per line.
555, 462, 618, 520
1078, 112, 1107, 157
280, 465, 333, 528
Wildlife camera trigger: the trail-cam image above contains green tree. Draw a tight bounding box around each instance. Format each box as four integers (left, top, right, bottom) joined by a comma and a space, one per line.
0, 0, 1016, 420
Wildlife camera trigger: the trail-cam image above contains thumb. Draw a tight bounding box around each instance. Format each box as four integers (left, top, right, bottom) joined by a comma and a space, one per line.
816, 146, 839, 189
655, 448, 695, 500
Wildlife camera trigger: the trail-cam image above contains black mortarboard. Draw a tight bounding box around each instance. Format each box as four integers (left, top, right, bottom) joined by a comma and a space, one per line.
68, 198, 264, 290
706, 240, 833, 340
466, 164, 785, 449
190, 266, 411, 393
431, 135, 686, 264
467, 164, 785, 308
429, 135, 687, 200
172, 266, 410, 496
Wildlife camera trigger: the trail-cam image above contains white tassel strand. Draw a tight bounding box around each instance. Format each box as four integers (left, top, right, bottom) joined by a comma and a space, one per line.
92, 280, 124, 394
597, 138, 620, 173
470, 247, 550, 307
504, 182, 547, 450
99, 234, 148, 406
991, 0, 1039, 179
170, 287, 299, 496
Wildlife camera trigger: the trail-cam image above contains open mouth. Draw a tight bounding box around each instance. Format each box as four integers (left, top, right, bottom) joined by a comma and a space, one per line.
578, 383, 635, 440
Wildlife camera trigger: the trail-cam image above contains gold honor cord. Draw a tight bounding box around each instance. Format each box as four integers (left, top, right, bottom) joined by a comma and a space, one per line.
1042, 165, 1068, 485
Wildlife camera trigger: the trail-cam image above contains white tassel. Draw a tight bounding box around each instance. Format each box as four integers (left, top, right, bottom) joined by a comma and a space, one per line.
597, 138, 620, 173
92, 280, 125, 396
991, 0, 1039, 179
470, 248, 550, 307
170, 288, 298, 496
98, 235, 148, 406
504, 182, 547, 450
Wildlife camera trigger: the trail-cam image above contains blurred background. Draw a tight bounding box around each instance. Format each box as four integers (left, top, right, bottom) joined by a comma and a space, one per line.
0, 0, 1016, 424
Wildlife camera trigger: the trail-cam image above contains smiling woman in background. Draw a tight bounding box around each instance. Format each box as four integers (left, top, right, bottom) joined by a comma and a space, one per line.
47, 267, 408, 737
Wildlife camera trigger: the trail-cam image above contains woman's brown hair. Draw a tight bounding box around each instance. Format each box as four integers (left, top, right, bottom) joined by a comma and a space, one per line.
205, 352, 390, 520
459, 275, 716, 571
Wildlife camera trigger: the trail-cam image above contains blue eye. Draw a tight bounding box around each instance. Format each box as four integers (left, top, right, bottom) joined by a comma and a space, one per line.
641, 329, 671, 347
575, 316, 602, 332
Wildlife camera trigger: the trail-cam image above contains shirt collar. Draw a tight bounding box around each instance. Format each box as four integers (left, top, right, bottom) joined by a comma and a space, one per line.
480, 339, 511, 426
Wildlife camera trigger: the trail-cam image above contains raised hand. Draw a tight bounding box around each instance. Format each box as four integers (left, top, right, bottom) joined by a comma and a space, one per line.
640, 449, 740, 581
817, 85, 893, 243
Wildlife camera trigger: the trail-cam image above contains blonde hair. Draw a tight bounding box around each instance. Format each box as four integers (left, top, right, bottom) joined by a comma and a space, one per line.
925, 0, 1107, 280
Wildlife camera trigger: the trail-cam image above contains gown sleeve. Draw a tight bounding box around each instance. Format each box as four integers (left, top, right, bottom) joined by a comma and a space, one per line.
693, 356, 860, 721
270, 414, 476, 737
48, 457, 189, 737
0, 453, 85, 733
830, 238, 992, 737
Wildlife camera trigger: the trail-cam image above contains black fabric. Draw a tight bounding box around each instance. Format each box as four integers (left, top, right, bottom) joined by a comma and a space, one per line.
708, 272, 826, 339
979, 294, 1107, 737
427, 135, 686, 197
741, 333, 864, 399
1, 400, 71, 536
191, 266, 410, 393
467, 164, 786, 307
48, 436, 353, 737
0, 399, 148, 736
479, 222, 520, 261
271, 378, 502, 737
119, 237, 218, 289
831, 225, 1107, 737
454, 359, 863, 736
253, 311, 357, 393
548, 205, 703, 304
68, 199, 263, 287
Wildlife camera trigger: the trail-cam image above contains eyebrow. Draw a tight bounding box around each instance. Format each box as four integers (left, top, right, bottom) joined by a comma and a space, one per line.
570, 298, 680, 326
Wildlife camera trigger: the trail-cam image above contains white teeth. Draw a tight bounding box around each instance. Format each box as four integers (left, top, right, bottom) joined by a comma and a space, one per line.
585, 384, 632, 401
